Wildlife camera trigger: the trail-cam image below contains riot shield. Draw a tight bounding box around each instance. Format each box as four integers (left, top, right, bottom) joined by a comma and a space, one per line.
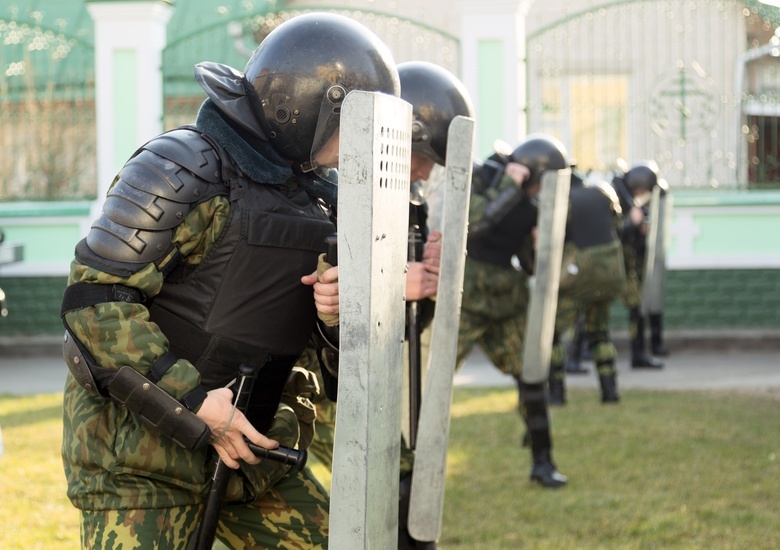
328, 91, 412, 549
520, 168, 572, 384
641, 185, 663, 315
405, 116, 475, 543
655, 192, 673, 313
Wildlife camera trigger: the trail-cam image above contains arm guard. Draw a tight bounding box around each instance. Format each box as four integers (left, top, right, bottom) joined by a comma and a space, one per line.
80, 127, 228, 276
108, 366, 211, 450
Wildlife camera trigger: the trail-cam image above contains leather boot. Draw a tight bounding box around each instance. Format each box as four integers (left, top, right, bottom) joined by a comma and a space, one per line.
547, 364, 566, 406
630, 308, 664, 369
517, 379, 568, 488
547, 377, 566, 406
530, 449, 568, 488
649, 313, 669, 357
566, 316, 591, 372
398, 474, 438, 549
599, 372, 620, 403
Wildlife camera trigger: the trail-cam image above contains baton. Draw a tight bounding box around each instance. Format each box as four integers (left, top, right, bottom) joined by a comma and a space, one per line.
325, 233, 338, 267
407, 225, 424, 449
189, 364, 307, 550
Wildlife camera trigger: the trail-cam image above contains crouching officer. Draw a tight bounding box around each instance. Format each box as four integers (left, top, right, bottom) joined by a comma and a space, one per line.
305, 60, 474, 550
456, 134, 569, 488
59, 13, 400, 549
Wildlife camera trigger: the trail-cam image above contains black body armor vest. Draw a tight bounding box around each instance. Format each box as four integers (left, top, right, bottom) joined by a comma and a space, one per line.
467, 197, 537, 267
567, 183, 618, 249
149, 175, 335, 431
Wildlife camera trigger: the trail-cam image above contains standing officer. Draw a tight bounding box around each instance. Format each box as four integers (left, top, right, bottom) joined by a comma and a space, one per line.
456, 135, 569, 488
547, 170, 626, 405
59, 13, 399, 548
612, 162, 666, 368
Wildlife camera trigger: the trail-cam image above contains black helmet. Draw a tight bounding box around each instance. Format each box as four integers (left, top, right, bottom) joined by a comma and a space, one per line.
625, 161, 660, 195
511, 133, 569, 188
398, 61, 474, 165
244, 13, 400, 178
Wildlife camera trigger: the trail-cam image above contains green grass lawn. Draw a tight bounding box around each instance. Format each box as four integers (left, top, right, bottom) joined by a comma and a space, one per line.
2, 387, 778, 549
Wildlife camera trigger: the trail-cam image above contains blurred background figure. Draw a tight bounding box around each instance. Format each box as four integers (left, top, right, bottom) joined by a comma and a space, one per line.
457, 134, 569, 488
547, 168, 626, 405
611, 161, 669, 369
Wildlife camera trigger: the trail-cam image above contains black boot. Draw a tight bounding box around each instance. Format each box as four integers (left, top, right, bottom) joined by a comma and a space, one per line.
547, 377, 566, 406
547, 362, 566, 406
517, 379, 568, 488
630, 308, 664, 369
566, 316, 590, 373
398, 475, 438, 549
598, 372, 620, 403
530, 449, 568, 488
649, 313, 669, 357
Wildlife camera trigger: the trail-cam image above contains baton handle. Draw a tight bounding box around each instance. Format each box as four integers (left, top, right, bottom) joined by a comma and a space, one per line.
407, 225, 424, 449
245, 438, 308, 470
189, 363, 259, 550
325, 233, 338, 267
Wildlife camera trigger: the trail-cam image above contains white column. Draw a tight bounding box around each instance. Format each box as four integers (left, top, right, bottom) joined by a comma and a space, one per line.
86, 0, 173, 225
455, 0, 532, 155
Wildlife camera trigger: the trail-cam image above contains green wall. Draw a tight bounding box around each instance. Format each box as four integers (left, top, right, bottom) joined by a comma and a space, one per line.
1, 269, 778, 338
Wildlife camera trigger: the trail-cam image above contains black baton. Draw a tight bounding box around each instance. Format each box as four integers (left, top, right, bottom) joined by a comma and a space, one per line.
189, 364, 307, 549
407, 225, 424, 449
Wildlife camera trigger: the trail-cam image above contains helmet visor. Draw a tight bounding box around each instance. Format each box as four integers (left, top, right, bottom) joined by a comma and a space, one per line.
302, 85, 346, 185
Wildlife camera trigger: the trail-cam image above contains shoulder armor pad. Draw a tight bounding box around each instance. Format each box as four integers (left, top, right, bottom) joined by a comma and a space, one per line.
85, 128, 228, 268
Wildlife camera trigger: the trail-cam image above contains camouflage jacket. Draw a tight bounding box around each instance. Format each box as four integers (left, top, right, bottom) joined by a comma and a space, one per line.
62, 196, 319, 510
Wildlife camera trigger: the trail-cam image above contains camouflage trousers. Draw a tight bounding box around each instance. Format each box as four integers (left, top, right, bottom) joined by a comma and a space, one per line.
552, 241, 626, 379
621, 242, 643, 308
79, 465, 329, 549
64, 363, 326, 549
455, 258, 530, 378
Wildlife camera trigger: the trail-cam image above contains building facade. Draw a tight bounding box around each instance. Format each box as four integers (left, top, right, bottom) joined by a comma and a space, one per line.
1, 0, 779, 337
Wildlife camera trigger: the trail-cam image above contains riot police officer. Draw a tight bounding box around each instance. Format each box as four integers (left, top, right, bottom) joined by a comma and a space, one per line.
547, 170, 626, 405
59, 13, 399, 548
302, 60, 474, 550
457, 134, 569, 488
613, 161, 666, 368
396, 61, 474, 550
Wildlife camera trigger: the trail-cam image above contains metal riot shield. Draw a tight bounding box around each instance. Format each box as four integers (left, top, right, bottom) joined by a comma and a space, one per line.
405, 116, 475, 543
640, 185, 663, 316
520, 168, 572, 384
328, 91, 412, 549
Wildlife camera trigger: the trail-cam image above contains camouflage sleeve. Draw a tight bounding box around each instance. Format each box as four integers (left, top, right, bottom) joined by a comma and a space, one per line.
63, 196, 230, 405
468, 172, 518, 226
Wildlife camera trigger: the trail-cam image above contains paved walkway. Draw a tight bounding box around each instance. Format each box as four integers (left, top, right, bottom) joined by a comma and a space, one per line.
455, 344, 780, 394
1, 331, 779, 396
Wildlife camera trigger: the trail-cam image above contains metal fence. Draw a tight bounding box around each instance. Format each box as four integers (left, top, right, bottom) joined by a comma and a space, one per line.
525, 0, 780, 188
2, 1, 777, 199
162, 7, 461, 128
0, 9, 96, 200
